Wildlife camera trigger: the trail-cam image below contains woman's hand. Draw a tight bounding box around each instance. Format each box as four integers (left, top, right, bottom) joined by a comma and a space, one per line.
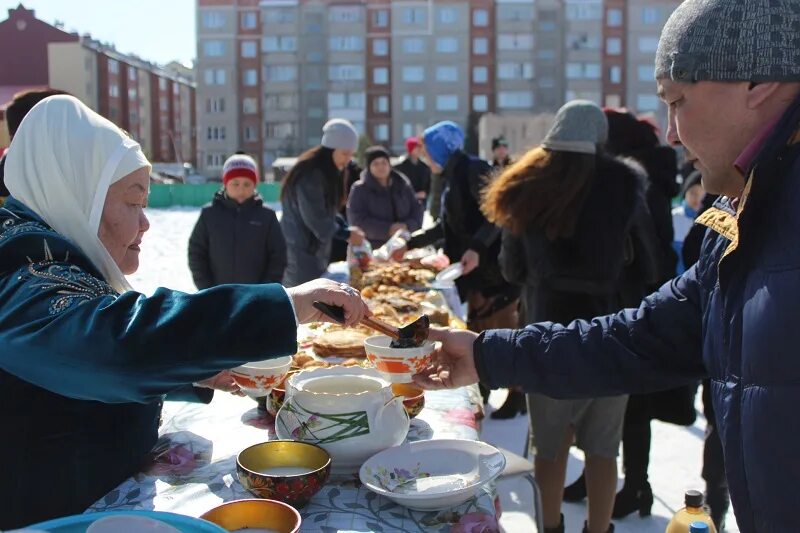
389, 222, 408, 236
413, 328, 480, 390
286, 279, 371, 326
195, 371, 244, 396
460, 249, 480, 275
348, 226, 365, 246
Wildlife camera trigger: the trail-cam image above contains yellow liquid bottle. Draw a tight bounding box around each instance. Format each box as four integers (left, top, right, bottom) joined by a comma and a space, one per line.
665, 490, 717, 533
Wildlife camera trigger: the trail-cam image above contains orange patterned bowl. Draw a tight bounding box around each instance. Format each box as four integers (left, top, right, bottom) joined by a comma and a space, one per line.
266, 371, 297, 417
231, 356, 293, 398
392, 382, 426, 419
200, 498, 301, 532
364, 336, 437, 384
236, 441, 331, 508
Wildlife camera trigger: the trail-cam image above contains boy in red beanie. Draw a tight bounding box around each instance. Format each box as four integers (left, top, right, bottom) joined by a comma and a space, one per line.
188, 153, 286, 288
394, 136, 432, 205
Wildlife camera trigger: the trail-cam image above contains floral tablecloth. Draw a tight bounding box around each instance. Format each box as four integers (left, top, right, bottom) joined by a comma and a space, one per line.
86, 385, 500, 532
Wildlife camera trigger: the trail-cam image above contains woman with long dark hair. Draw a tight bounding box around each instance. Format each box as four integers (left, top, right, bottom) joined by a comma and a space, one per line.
280, 119, 365, 286
481, 101, 658, 533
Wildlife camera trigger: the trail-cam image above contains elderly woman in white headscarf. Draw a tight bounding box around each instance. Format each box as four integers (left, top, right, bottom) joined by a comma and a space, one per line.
0, 96, 369, 528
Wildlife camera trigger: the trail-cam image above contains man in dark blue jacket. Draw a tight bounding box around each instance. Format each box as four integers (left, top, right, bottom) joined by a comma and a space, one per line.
413, 1, 800, 532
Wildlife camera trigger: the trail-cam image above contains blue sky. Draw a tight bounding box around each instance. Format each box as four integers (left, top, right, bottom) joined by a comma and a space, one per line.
1, 0, 196, 66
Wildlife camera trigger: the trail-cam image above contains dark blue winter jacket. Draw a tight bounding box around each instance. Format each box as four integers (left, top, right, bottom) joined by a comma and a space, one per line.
475, 94, 800, 532
0, 198, 297, 528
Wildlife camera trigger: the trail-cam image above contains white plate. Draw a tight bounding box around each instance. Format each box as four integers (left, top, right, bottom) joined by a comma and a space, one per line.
359, 439, 505, 511
435, 263, 464, 284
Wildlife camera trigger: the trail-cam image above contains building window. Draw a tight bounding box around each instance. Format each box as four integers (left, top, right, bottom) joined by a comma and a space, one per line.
639, 37, 660, 53
128, 88, 137, 100
402, 95, 425, 111
540, 21, 556, 32
265, 93, 298, 111
402, 38, 425, 54
265, 122, 297, 138
435, 37, 458, 54
538, 49, 556, 60
206, 126, 226, 140
585, 63, 601, 80
435, 66, 458, 82
472, 66, 488, 84
203, 40, 225, 57
372, 38, 388, 56
498, 62, 534, 80
108, 59, 119, 74
610, 66, 622, 84
327, 92, 365, 109
638, 64, 654, 82
263, 8, 295, 24
241, 11, 258, 29
437, 7, 457, 25
607, 8, 623, 27
206, 98, 225, 113
568, 33, 601, 51
373, 67, 389, 85
473, 9, 488, 27
498, 91, 533, 109
244, 125, 258, 142
374, 123, 389, 141
473, 37, 488, 55
401, 66, 425, 83
109, 84, 119, 98
243, 69, 258, 86
403, 123, 414, 139
472, 95, 488, 112
642, 7, 661, 25
566, 3, 602, 21
160, 96, 168, 111
128, 68, 137, 81
328, 64, 364, 81
242, 97, 257, 114
374, 96, 389, 113
435, 95, 458, 111
606, 37, 622, 55
265, 65, 297, 82
201, 11, 225, 29
329, 6, 361, 23
262, 36, 297, 52
329, 36, 364, 52
498, 34, 534, 51
637, 94, 660, 111
402, 7, 427, 25
497, 5, 534, 22
372, 9, 389, 28
606, 94, 622, 108
241, 41, 257, 58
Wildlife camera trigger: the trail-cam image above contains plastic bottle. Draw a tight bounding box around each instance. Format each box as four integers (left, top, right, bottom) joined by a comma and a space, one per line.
665, 490, 717, 533
689, 522, 710, 533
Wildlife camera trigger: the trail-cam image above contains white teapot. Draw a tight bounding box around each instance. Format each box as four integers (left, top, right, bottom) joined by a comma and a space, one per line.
275, 367, 410, 474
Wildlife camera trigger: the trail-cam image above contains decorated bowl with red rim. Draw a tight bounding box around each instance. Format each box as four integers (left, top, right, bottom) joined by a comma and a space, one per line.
364, 336, 438, 384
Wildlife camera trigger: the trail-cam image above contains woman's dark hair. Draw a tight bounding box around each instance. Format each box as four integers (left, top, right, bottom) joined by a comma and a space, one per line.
280, 146, 343, 210
481, 147, 596, 240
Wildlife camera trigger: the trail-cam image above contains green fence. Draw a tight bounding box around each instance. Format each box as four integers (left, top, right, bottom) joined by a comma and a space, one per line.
148, 183, 282, 208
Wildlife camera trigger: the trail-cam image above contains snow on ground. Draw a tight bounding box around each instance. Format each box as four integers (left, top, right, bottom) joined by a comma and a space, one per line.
133, 208, 739, 533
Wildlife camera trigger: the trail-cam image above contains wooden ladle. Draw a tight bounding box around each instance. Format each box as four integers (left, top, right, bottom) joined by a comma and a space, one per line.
312, 301, 430, 347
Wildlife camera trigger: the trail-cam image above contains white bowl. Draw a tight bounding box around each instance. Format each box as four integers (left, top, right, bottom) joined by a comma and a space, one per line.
231, 356, 293, 397
359, 439, 505, 511
364, 336, 437, 384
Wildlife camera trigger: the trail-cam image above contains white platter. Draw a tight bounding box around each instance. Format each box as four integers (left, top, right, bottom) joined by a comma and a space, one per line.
359, 439, 505, 511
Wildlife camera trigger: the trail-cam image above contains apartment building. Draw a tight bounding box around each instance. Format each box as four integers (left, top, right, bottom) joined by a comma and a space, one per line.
196, 0, 681, 178
0, 5, 196, 164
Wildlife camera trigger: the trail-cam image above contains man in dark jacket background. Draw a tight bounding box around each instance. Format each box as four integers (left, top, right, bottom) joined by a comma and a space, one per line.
413, 1, 800, 531
0, 88, 68, 204
394, 136, 431, 206
188, 153, 286, 289
491, 136, 512, 170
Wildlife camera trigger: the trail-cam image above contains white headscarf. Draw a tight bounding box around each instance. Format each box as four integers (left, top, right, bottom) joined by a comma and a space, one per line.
4, 95, 151, 293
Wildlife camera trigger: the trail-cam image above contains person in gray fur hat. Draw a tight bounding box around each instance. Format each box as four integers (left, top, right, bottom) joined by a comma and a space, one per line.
411, 2, 800, 532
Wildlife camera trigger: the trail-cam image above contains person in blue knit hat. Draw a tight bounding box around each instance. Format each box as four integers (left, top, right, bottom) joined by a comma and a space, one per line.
403, 120, 522, 410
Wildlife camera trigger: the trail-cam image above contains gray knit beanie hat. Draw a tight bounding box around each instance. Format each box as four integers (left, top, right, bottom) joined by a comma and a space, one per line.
321, 118, 359, 151
655, 0, 800, 83
541, 100, 608, 155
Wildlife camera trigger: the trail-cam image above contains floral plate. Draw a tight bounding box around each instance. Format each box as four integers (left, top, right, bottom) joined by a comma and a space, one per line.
359, 439, 505, 511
